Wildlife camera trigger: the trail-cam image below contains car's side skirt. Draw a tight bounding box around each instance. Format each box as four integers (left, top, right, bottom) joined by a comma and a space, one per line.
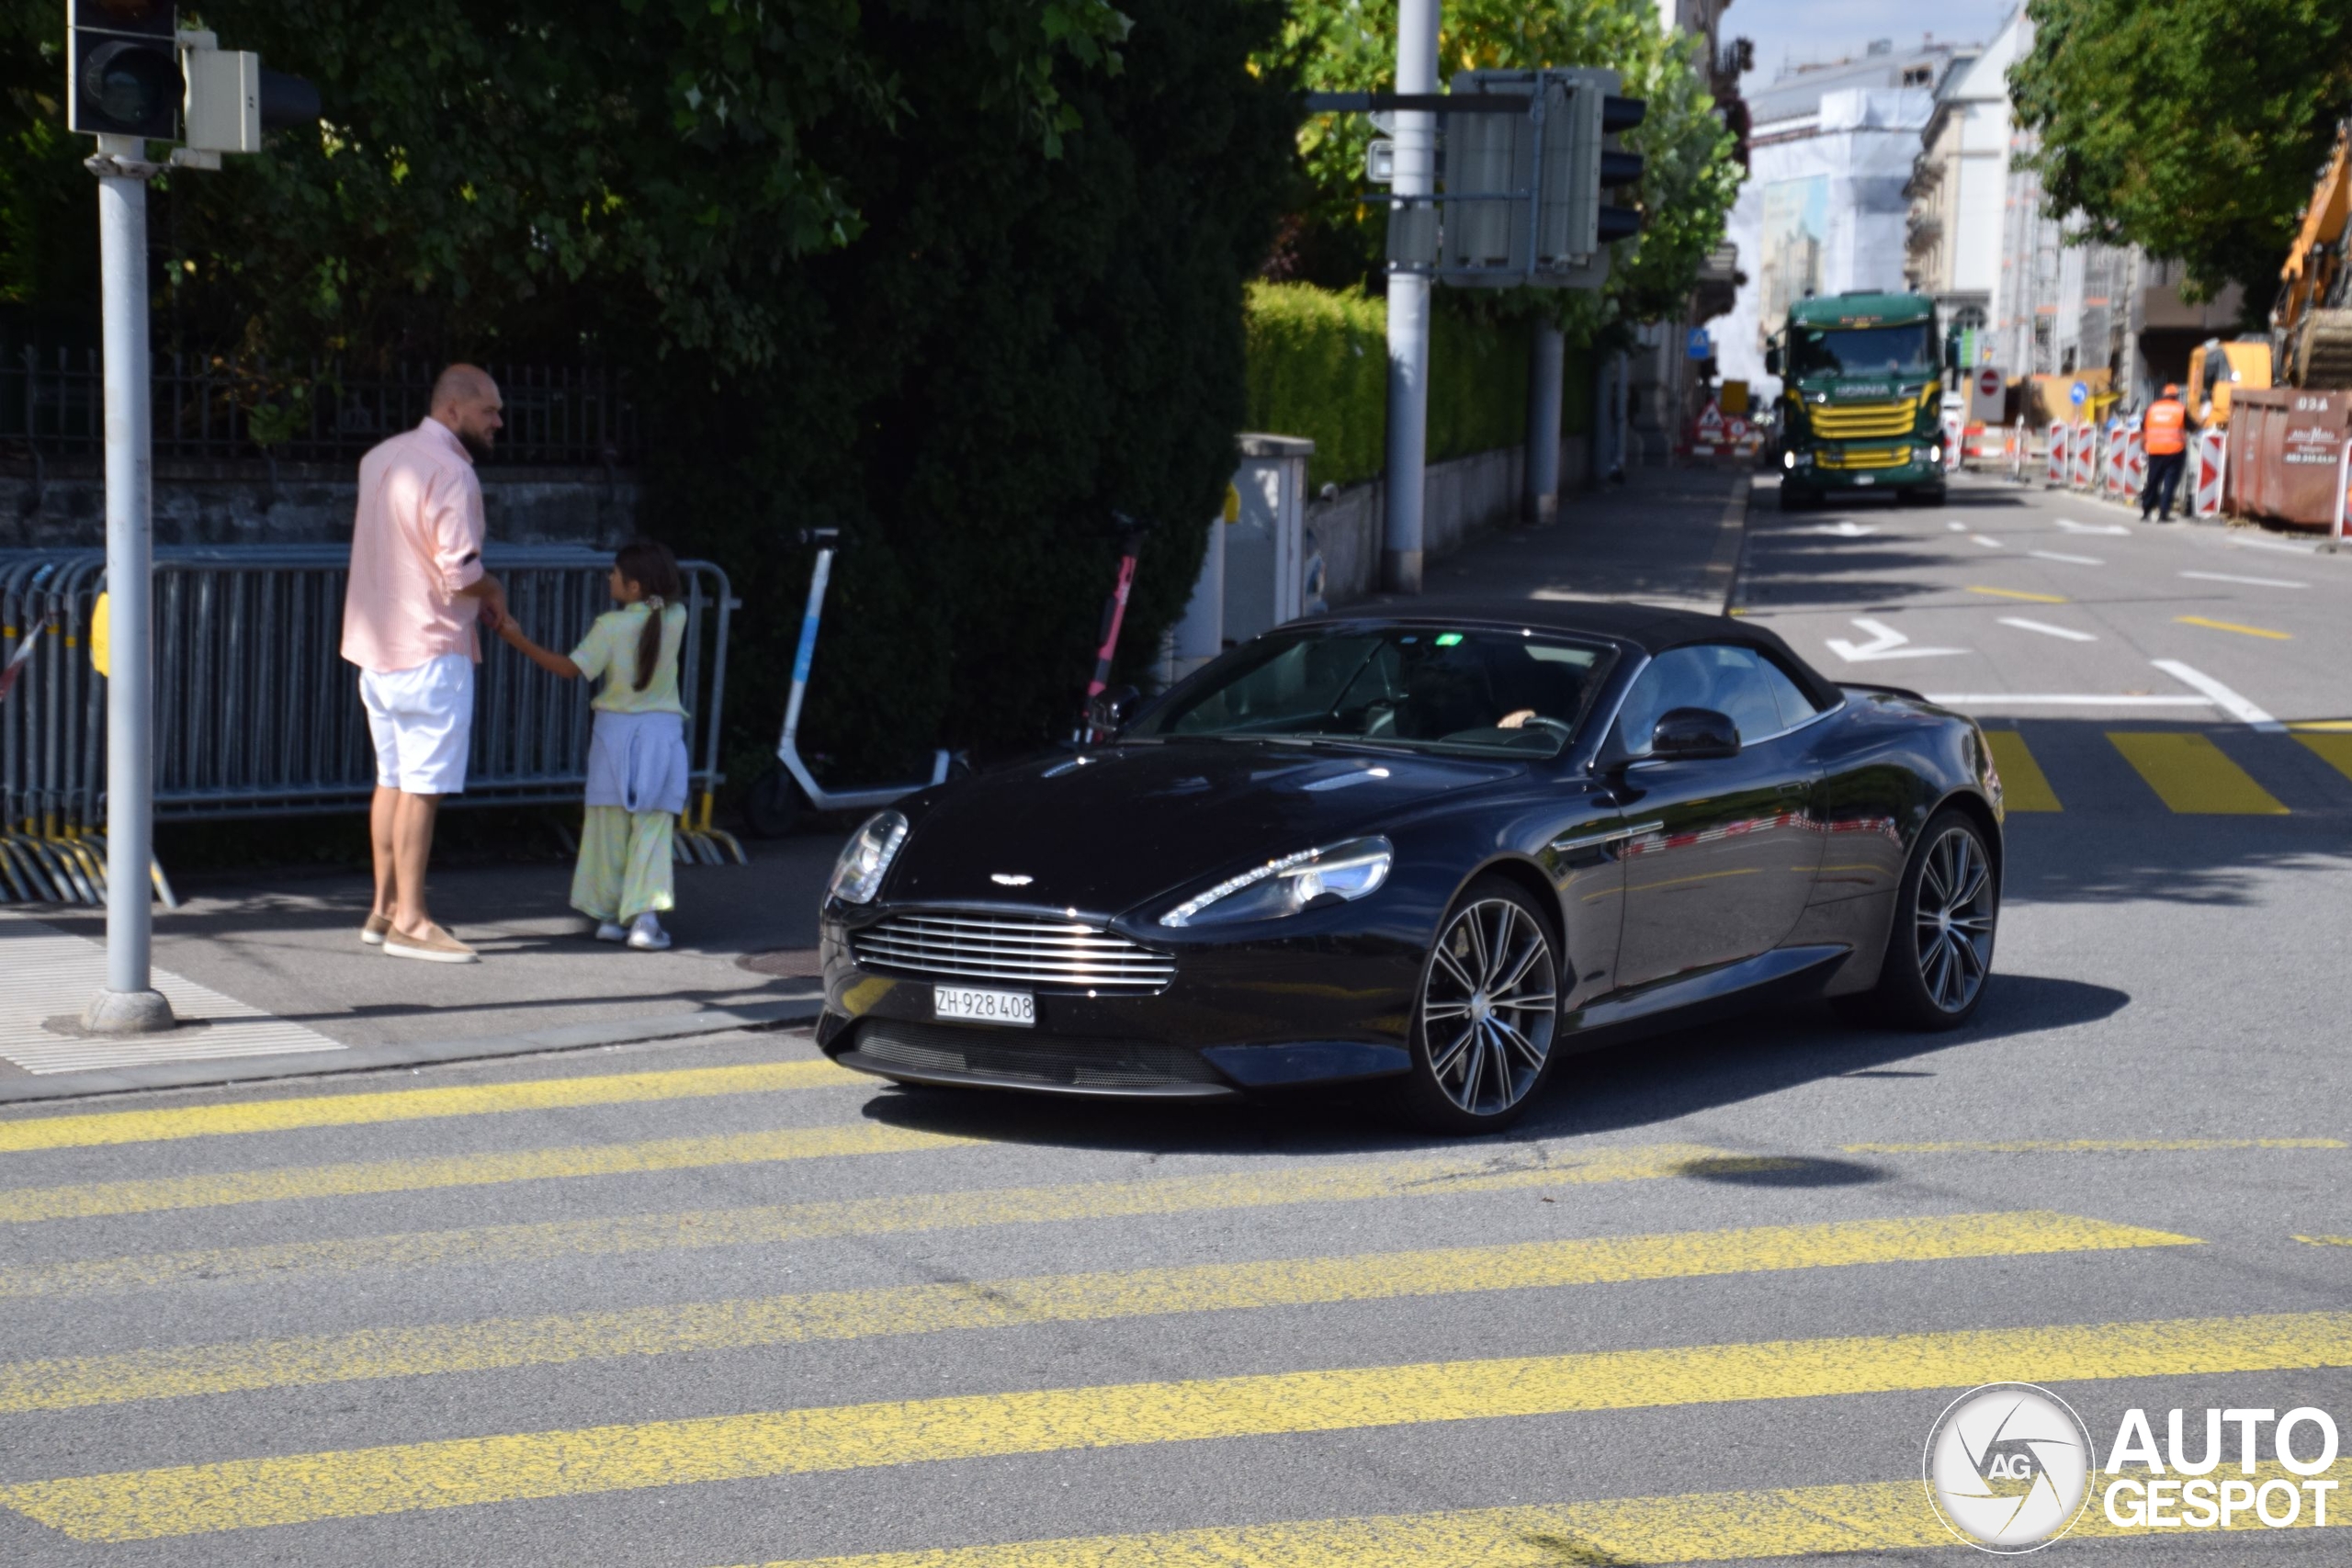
1561, 943, 1852, 1034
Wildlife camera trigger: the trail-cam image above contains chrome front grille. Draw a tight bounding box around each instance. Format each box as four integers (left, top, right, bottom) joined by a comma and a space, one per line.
851, 912, 1176, 992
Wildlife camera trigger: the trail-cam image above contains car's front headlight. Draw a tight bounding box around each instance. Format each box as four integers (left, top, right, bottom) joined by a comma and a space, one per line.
1159, 837, 1392, 929
828, 810, 909, 905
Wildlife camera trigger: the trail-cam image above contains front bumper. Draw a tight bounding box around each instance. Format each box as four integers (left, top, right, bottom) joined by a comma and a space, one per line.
816, 905, 1423, 1099
1790, 454, 1941, 489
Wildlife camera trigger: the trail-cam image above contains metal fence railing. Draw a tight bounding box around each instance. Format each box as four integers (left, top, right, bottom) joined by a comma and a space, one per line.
1, 545, 740, 908
1, 350, 637, 467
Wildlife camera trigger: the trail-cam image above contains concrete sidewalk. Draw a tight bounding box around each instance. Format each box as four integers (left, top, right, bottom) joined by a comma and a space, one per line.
0, 837, 837, 1102
1350, 466, 1753, 615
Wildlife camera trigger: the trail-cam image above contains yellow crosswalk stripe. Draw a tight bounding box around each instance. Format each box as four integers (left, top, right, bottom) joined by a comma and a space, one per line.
2297, 730, 2352, 784
1967, 585, 2067, 603
0, 1212, 2191, 1413
2176, 615, 2291, 640
1847, 1137, 2343, 1154
2108, 732, 2289, 815
0, 1143, 1781, 1298
12, 1309, 2351, 1540
1982, 730, 2060, 811
0, 1122, 963, 1224
0, 1058, 861, 1154
723, 1466, 2352, 1567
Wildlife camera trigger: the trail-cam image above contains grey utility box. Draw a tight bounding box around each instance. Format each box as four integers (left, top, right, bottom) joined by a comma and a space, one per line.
1166, 433, 1317, 683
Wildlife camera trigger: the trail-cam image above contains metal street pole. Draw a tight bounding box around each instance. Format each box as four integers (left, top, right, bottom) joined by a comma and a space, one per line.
82, 133, 175, 1037
1524, 320, 1564, 523
1383, 0, 1441, 594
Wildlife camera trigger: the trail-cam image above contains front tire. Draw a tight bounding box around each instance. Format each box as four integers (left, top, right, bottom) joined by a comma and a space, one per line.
1395, 876, 1561, 1133
1777, 482, 1811, 512
1855, 808, 1997, 1030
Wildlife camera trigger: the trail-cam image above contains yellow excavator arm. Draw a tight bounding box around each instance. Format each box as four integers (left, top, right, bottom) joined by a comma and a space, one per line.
2275, 120, 2352, 389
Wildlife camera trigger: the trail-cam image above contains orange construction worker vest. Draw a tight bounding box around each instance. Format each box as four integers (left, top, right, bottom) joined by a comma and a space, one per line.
2144, 398, 2187, 456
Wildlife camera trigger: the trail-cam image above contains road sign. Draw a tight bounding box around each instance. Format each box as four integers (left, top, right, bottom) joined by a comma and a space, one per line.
1686, 328, 1713, 360
2069, 380, 2087, 407
1970, 367, 2005, 424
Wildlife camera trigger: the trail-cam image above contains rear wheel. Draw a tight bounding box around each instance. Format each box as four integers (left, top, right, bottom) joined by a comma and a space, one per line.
1395, 876, 1561, 1133
1851, 808, 1997, 1030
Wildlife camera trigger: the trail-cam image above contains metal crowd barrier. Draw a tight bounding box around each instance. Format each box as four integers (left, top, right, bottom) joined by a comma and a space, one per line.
1, 544, 742, 907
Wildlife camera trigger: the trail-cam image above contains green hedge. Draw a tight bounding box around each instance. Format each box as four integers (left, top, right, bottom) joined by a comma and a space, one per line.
1243, 281, 1589, 491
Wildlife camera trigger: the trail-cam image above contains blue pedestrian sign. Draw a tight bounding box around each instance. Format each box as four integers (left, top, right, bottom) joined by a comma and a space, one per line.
1686, 328, 1713, 360
2068, 380, 2087, 406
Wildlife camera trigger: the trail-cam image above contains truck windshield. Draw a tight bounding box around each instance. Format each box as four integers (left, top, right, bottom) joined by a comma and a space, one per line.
1791, 322, 1935, 378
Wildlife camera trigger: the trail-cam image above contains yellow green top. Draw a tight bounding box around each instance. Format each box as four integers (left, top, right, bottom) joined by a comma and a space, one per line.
571, 603, 687, 715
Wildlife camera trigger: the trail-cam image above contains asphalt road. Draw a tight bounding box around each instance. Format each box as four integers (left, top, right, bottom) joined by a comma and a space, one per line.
3, 471, 2351, 1566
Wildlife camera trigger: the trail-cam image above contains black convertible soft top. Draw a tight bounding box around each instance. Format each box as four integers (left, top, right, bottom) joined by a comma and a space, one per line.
1292, 599, 1847, 713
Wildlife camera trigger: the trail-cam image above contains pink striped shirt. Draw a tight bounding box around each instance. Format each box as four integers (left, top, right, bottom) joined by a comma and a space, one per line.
340, 418, 486, 673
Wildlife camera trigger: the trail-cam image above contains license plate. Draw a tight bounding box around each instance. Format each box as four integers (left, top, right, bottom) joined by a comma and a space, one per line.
933, 986, 1035, 1027
1853, 475, 1876, 486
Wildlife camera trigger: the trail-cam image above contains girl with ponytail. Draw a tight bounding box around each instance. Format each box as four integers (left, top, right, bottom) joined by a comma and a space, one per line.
498, 538, 694, 950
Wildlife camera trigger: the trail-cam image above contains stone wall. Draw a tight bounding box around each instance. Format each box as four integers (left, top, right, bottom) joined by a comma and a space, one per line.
1308, 433, 1590, 606
0, 458, 640, 551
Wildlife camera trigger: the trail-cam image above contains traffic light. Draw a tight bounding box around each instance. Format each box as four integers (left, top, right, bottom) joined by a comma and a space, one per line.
1438, 68, 1645, 289
183, 41, 322, 154
67, 0, 180, 141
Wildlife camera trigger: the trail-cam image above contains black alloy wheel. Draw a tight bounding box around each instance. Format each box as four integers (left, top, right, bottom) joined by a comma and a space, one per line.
1857, 807, 1997, 1030
1396, 876, 1561, 1132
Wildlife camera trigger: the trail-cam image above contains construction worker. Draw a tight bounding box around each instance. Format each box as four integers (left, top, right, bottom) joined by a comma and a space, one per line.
2141, 382, 2188, 522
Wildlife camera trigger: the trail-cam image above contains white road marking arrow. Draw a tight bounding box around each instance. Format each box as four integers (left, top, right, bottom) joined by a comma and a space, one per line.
1824, 618, 1969, 663
1811, 521, 1879, 537
2054, 518, 2132, 536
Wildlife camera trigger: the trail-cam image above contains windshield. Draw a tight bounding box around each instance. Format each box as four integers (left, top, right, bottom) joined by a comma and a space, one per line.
1791, 321, 1935, 378
1130, 626, 1610, 758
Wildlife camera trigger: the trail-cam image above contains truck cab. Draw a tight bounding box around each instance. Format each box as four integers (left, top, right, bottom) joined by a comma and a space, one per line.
1767, 292, 1947, 509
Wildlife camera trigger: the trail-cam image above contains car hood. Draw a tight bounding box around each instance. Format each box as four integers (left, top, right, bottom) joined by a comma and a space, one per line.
884, 740, 1525, 919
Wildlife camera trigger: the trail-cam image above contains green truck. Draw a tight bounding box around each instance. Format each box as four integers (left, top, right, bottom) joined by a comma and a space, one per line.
1765, 291, 1947, 510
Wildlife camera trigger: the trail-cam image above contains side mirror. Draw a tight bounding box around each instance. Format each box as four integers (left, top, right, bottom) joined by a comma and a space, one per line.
1763, 346, 1782, 377
1650, 707, 1740, 761
1087, 683, 1142, 739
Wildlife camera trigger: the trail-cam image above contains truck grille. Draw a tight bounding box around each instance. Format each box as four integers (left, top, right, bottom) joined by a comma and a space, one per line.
1810, 400, 1915, 439
850, 912, 1176, 993
1816, 443, 1910, 470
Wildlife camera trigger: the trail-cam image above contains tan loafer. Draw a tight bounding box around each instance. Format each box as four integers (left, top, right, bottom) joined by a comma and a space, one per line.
360, 913, 392, 947
382, 924, 480, 964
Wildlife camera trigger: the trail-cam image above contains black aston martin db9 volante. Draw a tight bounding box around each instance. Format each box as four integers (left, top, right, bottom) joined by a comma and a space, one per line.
815, 603, 2004, 1130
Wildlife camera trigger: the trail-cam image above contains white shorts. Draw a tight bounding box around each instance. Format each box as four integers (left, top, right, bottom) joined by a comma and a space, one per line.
360, 655, 475, 795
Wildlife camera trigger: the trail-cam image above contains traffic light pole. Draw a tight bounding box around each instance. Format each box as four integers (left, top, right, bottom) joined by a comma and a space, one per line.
1382, 0, 1440, 595
1525, 321, 1565, 524
81, 134, 174, 1036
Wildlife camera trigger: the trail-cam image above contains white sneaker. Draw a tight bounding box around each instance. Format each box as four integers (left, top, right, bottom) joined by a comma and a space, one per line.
594, 921, 628, 943
627, 914, 671, 952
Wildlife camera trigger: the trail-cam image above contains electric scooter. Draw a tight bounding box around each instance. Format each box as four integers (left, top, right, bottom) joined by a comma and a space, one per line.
742, 529, 956, 838
1077, 512, 1151, 744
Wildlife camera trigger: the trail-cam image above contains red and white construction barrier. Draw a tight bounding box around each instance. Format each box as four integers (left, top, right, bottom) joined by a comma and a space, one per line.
2068, 423, 2096, 490
2045, 423, 2066, 485
1941, 412, 1964, 467
2106, 427, 2144, 501
2189, 427, 2228, 518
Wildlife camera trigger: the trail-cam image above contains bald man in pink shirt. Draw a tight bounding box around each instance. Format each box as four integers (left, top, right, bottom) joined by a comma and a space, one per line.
342, 365, 509, 963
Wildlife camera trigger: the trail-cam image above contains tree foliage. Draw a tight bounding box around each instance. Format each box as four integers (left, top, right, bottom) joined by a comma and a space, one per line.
2010, 0, 2352, 309
2, 0, 1297, 783
1263, 0, 1737, 342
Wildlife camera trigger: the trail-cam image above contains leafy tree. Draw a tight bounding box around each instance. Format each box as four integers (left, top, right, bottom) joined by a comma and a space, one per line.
2, 0, 1297, 783
2010, 0, 2352, 310
1264, 0, 1738, 342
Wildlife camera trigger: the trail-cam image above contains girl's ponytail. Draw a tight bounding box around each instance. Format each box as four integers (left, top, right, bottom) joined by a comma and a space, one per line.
614, 538, 684, 692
